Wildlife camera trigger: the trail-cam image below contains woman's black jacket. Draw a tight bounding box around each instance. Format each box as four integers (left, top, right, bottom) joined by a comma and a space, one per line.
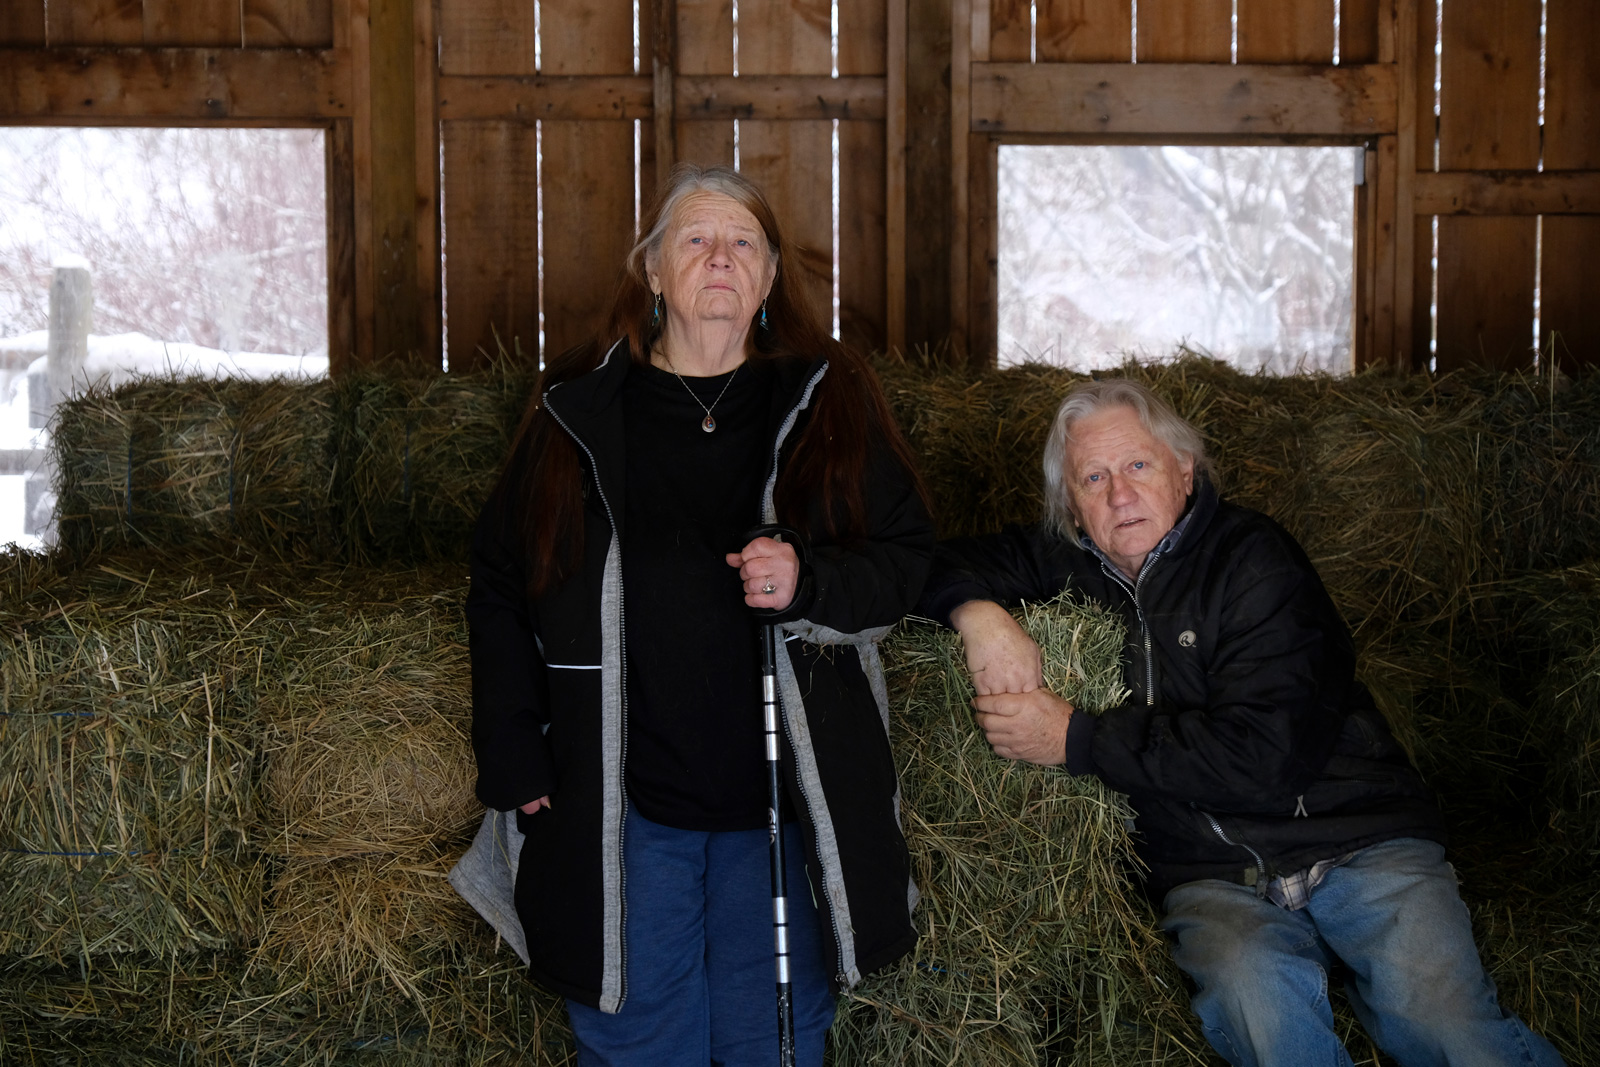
919, 478, 1445, 902
467, 340, 934, 1011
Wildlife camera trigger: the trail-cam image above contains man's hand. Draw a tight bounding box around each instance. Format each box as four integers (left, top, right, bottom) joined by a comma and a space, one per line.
949, 599, 1043, 695
519, 796, 551, 815
972, 689, 1074, 765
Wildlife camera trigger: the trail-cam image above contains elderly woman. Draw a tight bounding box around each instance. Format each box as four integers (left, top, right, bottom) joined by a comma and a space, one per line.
466, 164, 933, 1065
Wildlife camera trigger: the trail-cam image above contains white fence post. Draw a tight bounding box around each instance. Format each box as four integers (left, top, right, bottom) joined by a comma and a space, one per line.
21, 264, 93, 541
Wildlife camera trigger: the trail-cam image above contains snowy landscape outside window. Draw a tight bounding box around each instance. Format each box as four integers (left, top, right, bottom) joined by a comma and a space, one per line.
0, 128, 329, 551
998, 145, 1357, 373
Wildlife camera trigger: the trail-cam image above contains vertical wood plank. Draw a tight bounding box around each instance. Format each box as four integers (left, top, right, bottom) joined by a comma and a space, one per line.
370, 0, 423, 363
839, 0, 887, 74
541, 121, 638, 356
1038, 0, 1132, 61
989, 0, 1031, 62
326, 119, 358, 376
1540, 3, 1600, 370
677, 0, 733, 74
738, 0, 832, 74
675, 120, 736, 167
1438, 0, 1540, 170
46, 0, 143, 45
1394, 0, 1421, 368
1341, 0, 1381, 64
654, 0, 678, 193
905, 0, 952, 353
541, 0, 637, 75
0, 2, 46, 44
949, 0, 970, 358
243, 0, 333, 46
1136, 0, 1230, 62
142, 0, 241, 45
351, 0, 376, 363
1434, 0, 1539, 370
438, 0, 537, 75
1544, 0, 1600, 171
1540, 218, 1600, 372
1435, 217, 1534, 370
1368, 134, 1397, 368
966, 133, 997, 365
738, 121, 835, 327
414, 0, 442, 365
1237, 0, 1333, 62
886, 0, 907, 354
839, 119, 887, 352
442, 121, 540, 369
1352, 146, 1375, 369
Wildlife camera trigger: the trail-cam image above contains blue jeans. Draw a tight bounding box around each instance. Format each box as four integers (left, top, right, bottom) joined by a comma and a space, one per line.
566, 806, 835, 1067
1160, 837, 1563, 1067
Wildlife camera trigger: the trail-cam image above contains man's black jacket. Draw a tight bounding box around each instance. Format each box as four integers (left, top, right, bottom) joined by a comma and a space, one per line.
919, 478, 1445, 902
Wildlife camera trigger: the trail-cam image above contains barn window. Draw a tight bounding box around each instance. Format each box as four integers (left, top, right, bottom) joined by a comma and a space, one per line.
0, 127, 329, 550
997, 145, 1357, 373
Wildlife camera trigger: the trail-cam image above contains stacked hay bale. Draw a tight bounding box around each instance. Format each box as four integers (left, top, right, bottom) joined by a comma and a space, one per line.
0, 548, 575, 1064
8, 352, 1600, 1063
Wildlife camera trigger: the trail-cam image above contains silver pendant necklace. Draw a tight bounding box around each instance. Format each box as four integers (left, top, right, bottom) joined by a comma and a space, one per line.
665, 356, 742, 433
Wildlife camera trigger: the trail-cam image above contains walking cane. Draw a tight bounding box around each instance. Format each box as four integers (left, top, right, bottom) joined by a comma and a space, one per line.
746, 524, 801, 1067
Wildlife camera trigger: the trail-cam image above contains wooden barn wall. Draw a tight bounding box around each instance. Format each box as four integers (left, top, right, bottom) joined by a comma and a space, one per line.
941, 0, 1600, 370
2, 0, 1596, 372
437, 0, 896, 370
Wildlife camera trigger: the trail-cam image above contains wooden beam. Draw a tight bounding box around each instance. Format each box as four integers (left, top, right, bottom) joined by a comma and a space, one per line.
438, 75, 886, 122
440, 75, 653, 120
675, 75, 886, 121
970, 61, 1397, 136
653, 0, 677, 193
950, 0, 971, 360
1393, 0, 1419, 369
326, 118, 357, 375
367, 0, 422, 363
1413, 170, 1600, 215
0, 46, 351, 119
904, 0, 952, 355
886, 0, 907, 355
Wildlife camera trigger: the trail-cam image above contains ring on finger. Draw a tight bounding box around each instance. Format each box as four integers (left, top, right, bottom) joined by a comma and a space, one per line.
761, 580, 776, 595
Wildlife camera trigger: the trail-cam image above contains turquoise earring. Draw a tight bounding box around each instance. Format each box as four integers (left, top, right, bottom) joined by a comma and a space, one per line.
759, 299, 769, 330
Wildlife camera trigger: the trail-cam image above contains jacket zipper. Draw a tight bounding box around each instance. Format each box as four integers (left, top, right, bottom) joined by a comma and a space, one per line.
1198, 807, 1269, 898
543, 380, 631, 1009
1102, 559, 1158, 707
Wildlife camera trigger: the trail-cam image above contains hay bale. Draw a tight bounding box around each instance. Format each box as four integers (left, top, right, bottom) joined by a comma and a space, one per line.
337, 369, 533, 562
53, 377, 339, 560
0, 552, 269, 960
831, 595, 1205, 1066
258, 574, 479, 859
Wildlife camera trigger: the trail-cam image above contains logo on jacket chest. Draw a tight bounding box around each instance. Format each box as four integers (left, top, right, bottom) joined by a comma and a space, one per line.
1177, 629, 1197, 647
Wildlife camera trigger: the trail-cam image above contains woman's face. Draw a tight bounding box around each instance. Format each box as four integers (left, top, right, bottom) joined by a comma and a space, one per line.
648, 191, 777, 335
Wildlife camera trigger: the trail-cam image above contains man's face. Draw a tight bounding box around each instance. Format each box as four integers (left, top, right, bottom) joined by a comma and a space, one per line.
1064, 405, 1195, 579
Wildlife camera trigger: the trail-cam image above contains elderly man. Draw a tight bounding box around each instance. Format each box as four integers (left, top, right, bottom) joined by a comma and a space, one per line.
918, 378, 1562, 1067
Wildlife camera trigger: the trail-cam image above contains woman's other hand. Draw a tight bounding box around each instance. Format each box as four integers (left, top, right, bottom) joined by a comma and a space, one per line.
519, 796, 552, 815
726, 536, 800, 610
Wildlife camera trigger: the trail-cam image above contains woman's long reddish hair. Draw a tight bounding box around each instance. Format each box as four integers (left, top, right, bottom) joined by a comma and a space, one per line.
496, 163, 926, 596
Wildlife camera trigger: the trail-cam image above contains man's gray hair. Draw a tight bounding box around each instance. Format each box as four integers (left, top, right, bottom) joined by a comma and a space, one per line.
1041, 378, 1211, 536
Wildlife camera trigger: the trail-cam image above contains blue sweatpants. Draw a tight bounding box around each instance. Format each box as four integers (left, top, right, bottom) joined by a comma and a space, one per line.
566, 805, 836, 1067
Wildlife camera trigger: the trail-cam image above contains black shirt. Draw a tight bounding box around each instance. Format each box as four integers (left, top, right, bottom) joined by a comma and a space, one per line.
621, 358, 775, 831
